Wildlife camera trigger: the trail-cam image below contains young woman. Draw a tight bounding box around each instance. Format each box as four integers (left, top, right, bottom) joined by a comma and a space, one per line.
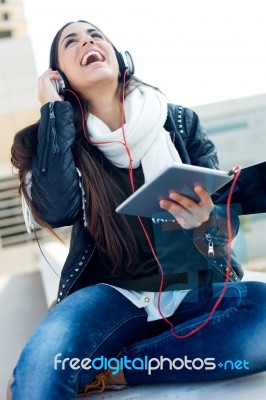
9, 20, 266, 399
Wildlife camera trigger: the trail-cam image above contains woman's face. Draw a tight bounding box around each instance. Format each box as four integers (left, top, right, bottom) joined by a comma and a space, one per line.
57, 22, 120, 94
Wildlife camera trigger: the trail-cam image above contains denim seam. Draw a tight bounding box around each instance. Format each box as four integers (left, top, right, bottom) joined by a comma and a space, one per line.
175, 282, 247, 316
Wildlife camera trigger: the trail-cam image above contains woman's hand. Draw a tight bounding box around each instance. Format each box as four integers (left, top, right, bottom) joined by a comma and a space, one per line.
38, 69, 63, 105
159, 186, 214, 229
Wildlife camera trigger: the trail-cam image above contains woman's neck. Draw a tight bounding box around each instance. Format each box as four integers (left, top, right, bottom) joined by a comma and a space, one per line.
87, 88, 123, 132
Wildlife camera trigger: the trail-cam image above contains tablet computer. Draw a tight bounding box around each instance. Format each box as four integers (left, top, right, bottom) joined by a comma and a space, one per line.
115, 163, 233, 218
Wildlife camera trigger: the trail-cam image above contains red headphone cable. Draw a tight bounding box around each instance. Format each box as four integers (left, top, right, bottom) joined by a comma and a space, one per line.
67, 75, 242, 339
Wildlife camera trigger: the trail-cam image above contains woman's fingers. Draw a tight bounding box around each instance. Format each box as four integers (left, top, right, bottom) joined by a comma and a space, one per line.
159, 186, 214, 229
38, 69, 63, 105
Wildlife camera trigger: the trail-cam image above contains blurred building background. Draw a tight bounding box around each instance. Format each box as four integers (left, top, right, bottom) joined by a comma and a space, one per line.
0, 0, 266, 397
0, 0, 39, 248
195, 95, 266, 268
0, 0, 39, 165
0, 0, 56, 395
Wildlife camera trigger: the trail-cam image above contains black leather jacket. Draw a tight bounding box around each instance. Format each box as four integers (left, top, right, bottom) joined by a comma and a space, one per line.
30, 101, 242, 304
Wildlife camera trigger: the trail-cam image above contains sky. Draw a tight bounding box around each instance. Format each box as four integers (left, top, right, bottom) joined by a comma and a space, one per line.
21, 0, 266, 107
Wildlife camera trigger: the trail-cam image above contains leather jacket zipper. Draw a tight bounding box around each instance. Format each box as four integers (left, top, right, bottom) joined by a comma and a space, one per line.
41, 103, 58, 174
205, 233, 215, 257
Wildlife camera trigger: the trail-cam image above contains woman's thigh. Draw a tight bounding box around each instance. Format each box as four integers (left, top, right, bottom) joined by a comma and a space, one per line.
121, 281, 266, 384
11, 284, 149, 399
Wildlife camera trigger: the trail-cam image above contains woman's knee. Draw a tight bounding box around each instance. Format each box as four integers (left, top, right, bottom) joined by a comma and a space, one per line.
240, 281, 266, 309
12, 285, 145, 378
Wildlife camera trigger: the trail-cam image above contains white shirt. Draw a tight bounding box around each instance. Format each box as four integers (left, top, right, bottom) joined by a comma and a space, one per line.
101, 284, 190, 321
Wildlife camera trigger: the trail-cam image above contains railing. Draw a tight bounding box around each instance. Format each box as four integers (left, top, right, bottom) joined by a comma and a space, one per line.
0, 170, 70, 249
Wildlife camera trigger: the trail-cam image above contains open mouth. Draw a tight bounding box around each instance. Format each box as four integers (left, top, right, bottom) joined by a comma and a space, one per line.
81, 51, 104, 66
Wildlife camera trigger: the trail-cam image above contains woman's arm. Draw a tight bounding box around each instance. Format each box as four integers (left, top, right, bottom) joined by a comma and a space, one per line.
162, 107, 239, 239
31, 101, 82, 227
185, 108, 240, 239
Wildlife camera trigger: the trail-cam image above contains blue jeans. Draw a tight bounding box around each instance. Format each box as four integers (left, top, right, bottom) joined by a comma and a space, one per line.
11, 281, 266, 399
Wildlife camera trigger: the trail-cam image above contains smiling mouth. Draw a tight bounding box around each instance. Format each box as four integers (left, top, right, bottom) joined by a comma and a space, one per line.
81, 51, 104, 66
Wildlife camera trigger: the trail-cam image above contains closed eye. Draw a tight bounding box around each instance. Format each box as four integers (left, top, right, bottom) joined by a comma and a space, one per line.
62, 30, 105, 49
64, 38, 76, 48
91, 32, 105, 40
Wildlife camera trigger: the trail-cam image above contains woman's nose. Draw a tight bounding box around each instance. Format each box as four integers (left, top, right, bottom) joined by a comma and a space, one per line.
82, 37, 95, 47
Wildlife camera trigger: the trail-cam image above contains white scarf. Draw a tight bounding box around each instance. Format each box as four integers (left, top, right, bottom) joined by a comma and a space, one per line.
22, 87, 182, 233
87, 86, 182, 182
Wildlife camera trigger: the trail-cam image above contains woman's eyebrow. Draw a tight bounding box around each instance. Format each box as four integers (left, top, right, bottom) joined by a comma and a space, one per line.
61, 29, 99, 46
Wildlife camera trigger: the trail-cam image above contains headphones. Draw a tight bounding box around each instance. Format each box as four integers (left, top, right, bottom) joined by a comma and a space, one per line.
115, 50, 135, 78
54, 50, 135, 94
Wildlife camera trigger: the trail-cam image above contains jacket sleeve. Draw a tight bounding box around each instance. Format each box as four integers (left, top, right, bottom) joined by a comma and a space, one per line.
184, 108, 219, 169
183, 108, 240, 241
31, 101, 82, 227
215, 161, 266, 215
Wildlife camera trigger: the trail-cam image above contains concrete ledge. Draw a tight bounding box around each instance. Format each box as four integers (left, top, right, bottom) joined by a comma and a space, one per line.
79, 371, 266, 399
38, 242, 68, 308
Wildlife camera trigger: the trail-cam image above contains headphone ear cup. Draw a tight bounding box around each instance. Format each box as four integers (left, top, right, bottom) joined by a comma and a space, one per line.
56, 69, 71, 93
116, 51, 135, 78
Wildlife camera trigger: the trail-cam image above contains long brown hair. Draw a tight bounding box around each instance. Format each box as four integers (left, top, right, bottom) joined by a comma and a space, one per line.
11, 21, 158, 273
